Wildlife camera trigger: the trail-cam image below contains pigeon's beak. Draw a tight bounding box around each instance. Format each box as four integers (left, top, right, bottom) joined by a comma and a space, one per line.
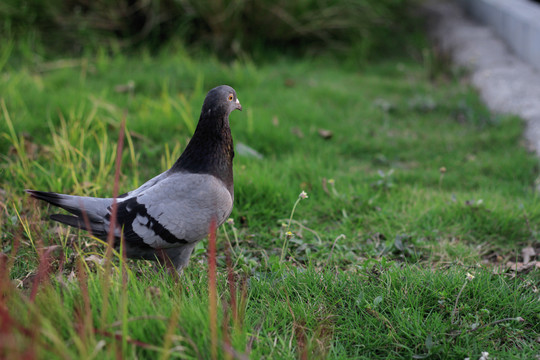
235, 98, 242, 111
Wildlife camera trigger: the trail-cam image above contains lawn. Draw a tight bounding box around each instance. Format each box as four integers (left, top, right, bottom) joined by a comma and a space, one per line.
1, 47, 539, 359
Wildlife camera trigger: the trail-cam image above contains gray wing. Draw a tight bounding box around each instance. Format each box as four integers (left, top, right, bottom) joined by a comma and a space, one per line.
116, 172, 233, 249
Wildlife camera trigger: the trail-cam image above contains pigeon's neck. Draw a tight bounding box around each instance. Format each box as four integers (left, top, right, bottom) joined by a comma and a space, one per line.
170, 113, 234, 191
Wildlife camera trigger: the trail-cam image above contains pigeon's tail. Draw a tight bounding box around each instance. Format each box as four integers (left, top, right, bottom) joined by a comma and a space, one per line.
26, 189, 113, 237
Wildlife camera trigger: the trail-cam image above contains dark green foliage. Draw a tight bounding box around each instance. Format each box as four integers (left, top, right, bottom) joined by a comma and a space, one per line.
0, 0, 421, 58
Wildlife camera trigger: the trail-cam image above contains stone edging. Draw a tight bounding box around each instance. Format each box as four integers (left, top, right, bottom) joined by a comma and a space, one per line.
425, 1, 540, 156
458, 0, 540, 71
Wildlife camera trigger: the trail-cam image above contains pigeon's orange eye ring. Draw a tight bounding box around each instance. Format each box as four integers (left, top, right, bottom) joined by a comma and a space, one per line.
228, 94, 234, 101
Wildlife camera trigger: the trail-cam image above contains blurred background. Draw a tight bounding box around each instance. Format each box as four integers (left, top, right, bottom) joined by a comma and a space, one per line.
0, 0, 421, 62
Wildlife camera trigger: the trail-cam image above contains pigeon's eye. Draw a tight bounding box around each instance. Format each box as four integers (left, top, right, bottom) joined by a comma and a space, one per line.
228, 94, 234, 101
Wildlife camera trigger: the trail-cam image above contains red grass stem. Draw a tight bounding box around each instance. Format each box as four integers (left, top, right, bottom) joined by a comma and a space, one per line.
208, 218, 218, 360
100, 114, 126, 326
29, 246, 56, 302
106, 114, 127, 252
225, 246, 237, 329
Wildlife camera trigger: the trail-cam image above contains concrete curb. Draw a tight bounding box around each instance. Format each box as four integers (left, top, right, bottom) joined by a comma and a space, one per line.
459, 0, 540, 72
425, 1, 540, 156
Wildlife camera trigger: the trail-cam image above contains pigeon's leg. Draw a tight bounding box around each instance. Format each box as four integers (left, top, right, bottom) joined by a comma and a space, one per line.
159, 244, 197, 275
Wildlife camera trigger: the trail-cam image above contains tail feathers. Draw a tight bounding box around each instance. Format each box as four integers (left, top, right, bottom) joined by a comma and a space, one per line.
27, 189, 120, 239
50, 214, 83, 227
26, 190, 64, 207
26, 189, 112, 222
50, 214, 108, 238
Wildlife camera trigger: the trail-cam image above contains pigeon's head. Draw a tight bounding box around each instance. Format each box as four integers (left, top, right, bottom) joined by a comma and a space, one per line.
202, 85, 242, 117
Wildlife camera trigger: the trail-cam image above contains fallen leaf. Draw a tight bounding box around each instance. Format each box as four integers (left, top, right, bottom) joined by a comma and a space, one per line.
521, 246, 536, 264
318, 129, 333, 139
505, 261, 540, 274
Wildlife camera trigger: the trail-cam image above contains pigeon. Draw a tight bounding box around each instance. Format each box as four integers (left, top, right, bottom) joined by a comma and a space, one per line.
26, 85, 242, 273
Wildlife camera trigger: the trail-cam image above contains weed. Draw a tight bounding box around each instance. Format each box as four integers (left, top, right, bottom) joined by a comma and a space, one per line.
280, 190, 309, 262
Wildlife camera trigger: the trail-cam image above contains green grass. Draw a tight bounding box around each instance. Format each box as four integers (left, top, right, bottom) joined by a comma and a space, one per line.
3, 262, 538, 359
1, 48, 539, 358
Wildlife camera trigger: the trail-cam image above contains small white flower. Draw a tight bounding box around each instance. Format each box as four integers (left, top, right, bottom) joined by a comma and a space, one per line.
479, 351, 489, 360
226, 218, 235, 226
466, 272, 475, 281
299, 191, 308, 199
